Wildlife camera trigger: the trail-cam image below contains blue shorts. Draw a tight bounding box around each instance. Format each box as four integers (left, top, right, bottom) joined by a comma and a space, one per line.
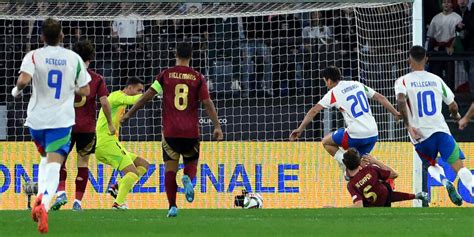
415, 132, 465, 166
331, 128, 378, 155
29, 127, 72, 157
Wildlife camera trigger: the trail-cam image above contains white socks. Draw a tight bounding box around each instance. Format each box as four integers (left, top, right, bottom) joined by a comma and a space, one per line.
428, 164, 447, 186
429, 164, 473, 196
457, 167, 473, 196
37, 156, 47, 195
334, 149, 346, 171
41, 162, 61, 212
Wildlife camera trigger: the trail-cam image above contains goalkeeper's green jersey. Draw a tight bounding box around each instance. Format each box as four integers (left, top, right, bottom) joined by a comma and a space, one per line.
96, 90, 141, 145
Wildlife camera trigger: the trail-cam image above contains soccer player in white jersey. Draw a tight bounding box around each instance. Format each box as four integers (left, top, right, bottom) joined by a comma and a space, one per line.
290, 66, 400, 171
11, 18, 91, 233
395, 45, 473, 206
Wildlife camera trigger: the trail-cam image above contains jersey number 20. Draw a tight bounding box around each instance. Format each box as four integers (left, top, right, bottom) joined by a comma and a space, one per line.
48, 70, 63, 99
174, 84, 189, 111
417, 91, 436, 117
347, 91, 369, 118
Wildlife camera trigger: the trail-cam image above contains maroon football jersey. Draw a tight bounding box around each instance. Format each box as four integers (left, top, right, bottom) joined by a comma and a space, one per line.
347, 165, 391, 207
156, 65, 210, 138
73, 69, 109, 133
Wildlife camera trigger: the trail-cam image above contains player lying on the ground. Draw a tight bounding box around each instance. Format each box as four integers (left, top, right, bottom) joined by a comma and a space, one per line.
12, 18, 91, 233
343, 149, 428, 207
51, 39, 115, 211
290, 66, 400, 172
122, 42, 223, 217
94, 77, 150, 210
458, 102, 473, 130
395, 46, 473, 206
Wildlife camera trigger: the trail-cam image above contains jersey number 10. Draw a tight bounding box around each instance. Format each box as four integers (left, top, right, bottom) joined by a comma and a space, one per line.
48, 70, 63, 99
416, 91, 436, 117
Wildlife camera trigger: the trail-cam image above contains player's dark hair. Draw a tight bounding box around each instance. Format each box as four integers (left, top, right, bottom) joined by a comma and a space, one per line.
409, 45, 426, 63
42, 18, 62, 46
343, 148, 361, 171
321, 66, 341, 82
73, 39, 95, 62
176, 42, 192, 59
126, 77, 144, 86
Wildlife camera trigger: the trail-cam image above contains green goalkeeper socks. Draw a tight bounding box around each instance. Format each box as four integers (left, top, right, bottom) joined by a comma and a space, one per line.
116, 172, 139, 205
137, 166, 147, 179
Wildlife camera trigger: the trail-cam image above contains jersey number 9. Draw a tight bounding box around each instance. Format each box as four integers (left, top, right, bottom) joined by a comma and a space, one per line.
48, 70, 63, 99
174, 84, 189, 111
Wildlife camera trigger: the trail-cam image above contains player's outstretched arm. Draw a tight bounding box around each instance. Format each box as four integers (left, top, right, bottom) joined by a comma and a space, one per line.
202, 98, 223, 141
372, 92, 400, 120
347, 200, 363, 208
122, 88, 156, 123
75, 84, 90, 97
11, 72, 32, 97
459, 102, 474, 130
290, 104, 324, 141
362, 154, 399, 179
99, 96, 116, 135
396, 93, 421, 140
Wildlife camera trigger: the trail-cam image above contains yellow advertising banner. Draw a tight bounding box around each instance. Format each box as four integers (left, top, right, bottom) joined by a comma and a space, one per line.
0, 142, 472, 210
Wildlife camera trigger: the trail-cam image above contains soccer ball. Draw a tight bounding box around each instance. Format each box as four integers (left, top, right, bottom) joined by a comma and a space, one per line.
243, 193, 263, 209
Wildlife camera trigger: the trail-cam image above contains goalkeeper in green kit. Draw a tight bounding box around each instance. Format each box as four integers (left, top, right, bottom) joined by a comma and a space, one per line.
95, 77, 159, 209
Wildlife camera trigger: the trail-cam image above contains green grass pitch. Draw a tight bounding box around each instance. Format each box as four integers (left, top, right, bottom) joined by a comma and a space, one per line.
0, 208, 473, 237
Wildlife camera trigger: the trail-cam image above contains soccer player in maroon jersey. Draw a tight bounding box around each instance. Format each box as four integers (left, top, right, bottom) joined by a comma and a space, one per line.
343, 148, 428, 207
122, 42, 223, 217
51, 40, 115, 211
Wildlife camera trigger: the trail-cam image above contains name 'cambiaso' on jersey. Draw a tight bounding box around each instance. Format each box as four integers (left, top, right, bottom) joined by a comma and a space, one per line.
318, 80, 378, 138
19, 46, 90, 130
394, 71, 454, 143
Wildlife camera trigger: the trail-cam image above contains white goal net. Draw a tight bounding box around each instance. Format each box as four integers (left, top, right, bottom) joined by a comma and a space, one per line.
1, 1, 470, 209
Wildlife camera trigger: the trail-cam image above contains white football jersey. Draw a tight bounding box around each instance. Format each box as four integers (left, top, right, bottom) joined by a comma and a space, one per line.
112, 14, 144, 41
20, 46, 91, 130
318, 80, 378, 138
394, 71, 454, 143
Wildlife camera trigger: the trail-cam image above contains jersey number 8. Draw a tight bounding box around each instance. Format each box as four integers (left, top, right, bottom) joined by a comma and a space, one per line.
174, 84, 189, 111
